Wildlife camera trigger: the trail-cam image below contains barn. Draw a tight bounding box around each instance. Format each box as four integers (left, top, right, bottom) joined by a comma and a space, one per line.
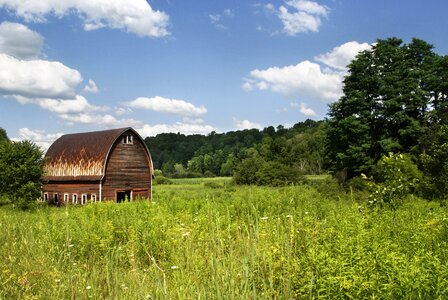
42, 127, 153, 204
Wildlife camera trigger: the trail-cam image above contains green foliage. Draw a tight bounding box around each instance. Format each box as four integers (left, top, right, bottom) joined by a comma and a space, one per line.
420, 125, 448, 199
0, 140, 44, 209
255, 161, 303, 186
364, 153, 422, 209
327, 37, 444, 178
1, 183, 447, 298
233, 150, 264, 185
0, 127, 8, 143
153, 175, 173, 185
145, 119, 325, 179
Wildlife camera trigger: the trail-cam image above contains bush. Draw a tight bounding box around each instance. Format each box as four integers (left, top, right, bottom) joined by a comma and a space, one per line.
153, 175, 173, 185
256, 161, 303, 186
364, 153, 422, 209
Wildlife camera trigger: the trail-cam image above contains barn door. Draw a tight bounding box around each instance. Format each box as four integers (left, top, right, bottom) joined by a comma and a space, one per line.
116, 190, 131, 203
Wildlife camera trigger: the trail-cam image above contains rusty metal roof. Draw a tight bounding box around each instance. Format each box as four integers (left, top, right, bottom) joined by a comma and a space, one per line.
43, 127, 140, 181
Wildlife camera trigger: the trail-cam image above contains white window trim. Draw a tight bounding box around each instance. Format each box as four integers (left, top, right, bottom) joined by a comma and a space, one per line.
72, 194, 78, 204
64, 193, 69, 203
123, 134, 133, 144
81, 194, 87, 205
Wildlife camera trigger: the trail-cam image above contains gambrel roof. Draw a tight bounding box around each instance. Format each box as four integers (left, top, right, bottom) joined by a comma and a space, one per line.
43, 127, 152, 181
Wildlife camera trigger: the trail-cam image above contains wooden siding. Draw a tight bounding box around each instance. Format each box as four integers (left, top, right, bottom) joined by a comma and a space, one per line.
43, 182, 99, 204
101, 132, 152, 201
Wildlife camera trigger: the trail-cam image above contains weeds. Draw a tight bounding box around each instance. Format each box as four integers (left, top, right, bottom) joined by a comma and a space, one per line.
0, 182, 447, 298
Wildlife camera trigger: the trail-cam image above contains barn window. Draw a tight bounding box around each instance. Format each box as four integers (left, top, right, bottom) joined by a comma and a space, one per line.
123, 134, 133, 144
81, 194, 87, 205
91, 194, 96, 203
72, 194, 78, 204
44, 193, 48, 202
54, 193, 58, 203
64, 194, 69, 203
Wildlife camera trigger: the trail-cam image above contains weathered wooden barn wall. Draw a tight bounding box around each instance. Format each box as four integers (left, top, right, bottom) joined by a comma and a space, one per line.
43, 182, 99, 204
102, 132, 152, 200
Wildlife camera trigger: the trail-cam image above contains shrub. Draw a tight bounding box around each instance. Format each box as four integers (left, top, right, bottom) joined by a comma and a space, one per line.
255, 161, 303, 186
153, 175, 173, 185
364, 153, 422, 209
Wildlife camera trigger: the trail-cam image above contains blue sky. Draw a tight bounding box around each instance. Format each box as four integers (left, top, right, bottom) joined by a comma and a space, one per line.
0, 0, 447, 149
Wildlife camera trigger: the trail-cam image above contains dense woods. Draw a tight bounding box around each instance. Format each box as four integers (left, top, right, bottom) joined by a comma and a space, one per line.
145, 119, 326, 184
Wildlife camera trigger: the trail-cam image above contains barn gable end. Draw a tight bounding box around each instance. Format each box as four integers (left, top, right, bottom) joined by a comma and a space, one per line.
42, 127, 153, 204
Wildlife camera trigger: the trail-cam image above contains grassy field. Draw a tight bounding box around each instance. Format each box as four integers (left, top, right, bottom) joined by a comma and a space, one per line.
0, 179, 447, 299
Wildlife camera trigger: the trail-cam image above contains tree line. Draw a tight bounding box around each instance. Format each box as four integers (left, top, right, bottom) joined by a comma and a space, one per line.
145, 119, 326, 185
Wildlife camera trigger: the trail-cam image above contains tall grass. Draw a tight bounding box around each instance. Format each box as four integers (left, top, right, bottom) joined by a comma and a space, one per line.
0, 182, 447, 299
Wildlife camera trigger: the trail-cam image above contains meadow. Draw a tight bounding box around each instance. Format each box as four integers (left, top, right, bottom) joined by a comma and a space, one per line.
0, 178, 447, 299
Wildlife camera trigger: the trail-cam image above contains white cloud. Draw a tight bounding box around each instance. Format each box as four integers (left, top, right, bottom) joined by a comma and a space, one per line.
137, 122, 217, 137
35, 95, 101, 114
315, 41, 371, 70
0, 21, 43, 59
0, 53, 82, 99
83, 79, 98, 93
291, 102, 316, 116
244, 60, 343, 102
0, 0, 169, 38
126, 96, 207, 118
115, 106, 133, 116
243, 40, 371, 103
58, 112, 143, 128
13, 128, 64, 151
278, 0, 329, 35
234, 118, 262, 130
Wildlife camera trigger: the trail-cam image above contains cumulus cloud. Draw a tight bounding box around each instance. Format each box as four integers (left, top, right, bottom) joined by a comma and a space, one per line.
315, 41, 371, 70
58, 112, 143, 128
234, 118, 262, 130
13, 128, 64, 151
291, 102, 316, 116
244, 60, 342, 102
137, 122, 217, 137
0, 0, 169, 37
126, 96, 207, 118
0, 53, 82, 99
83, 79, 98, 93
0, 21, 43, 59
35, 95, 101, 114
243, 40, 371, 103
278, 0, 329, 35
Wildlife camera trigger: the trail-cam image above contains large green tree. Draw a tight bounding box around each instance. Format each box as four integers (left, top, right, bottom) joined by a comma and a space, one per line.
0, 140, 44, 208
326, 38, 440, 178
